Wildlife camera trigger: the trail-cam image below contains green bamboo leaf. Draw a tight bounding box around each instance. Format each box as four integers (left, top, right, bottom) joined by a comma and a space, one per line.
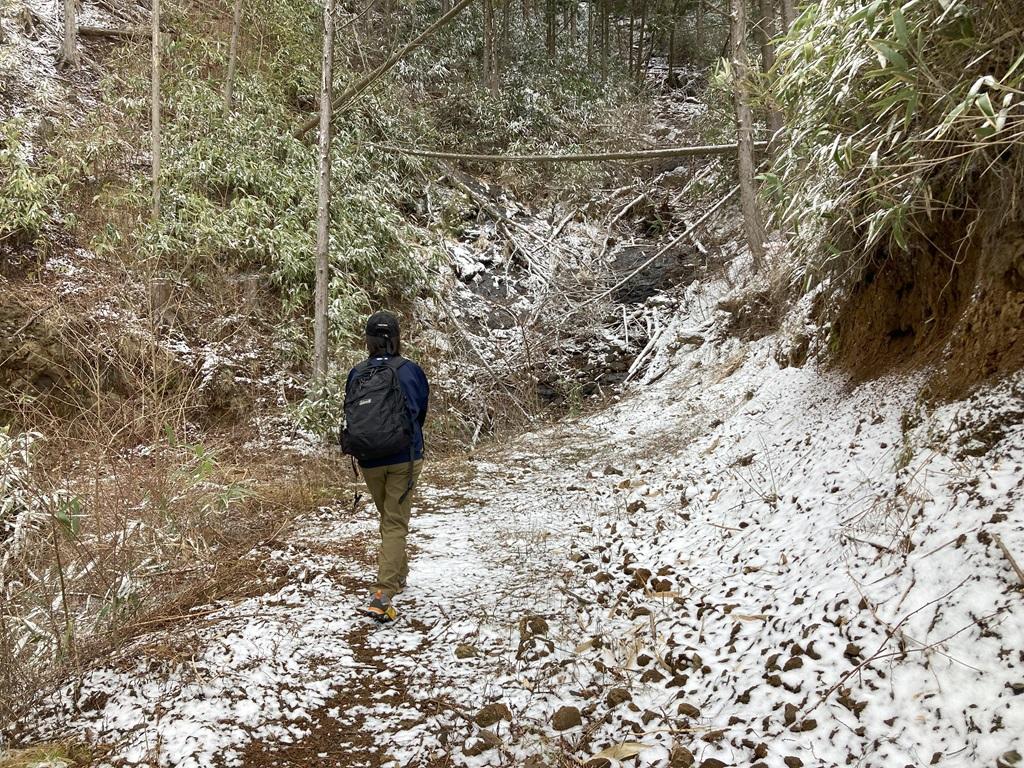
892, 9, 909, 46
869, 40, 909, 72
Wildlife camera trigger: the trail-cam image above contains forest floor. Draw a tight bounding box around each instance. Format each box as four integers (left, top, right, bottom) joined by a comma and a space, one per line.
18, 276, 1024, 768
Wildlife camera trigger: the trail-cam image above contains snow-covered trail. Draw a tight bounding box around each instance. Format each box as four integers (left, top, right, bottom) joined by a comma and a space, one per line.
20, 281, 1024, 768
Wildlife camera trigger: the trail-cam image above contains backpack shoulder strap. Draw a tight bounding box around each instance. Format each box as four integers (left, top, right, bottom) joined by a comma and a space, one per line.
386, 356, 407, 371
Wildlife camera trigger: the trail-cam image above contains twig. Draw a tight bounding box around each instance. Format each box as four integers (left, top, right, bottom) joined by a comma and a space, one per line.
994, 535, 1024, 586
574, 186, 739, 313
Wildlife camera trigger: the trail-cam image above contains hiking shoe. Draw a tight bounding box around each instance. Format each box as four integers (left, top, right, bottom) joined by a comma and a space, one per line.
360, 590, 397, 623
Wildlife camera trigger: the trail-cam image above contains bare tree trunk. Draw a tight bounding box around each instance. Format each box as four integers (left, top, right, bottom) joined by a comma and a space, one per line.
600, 0, 609, 79
313, 0, 335, 384
667, 21, 675, 87
627, 0, 634, 73
586, 0, 593, 68
730, 0, 766, 269
544, 0, 555, 57
224, 0, 243, 116
483, 0, 499, 94
634, 0, 647, 83
780, 0, 795, 29
695, 0, 704, 52
59, 0, 79, 69
151, 0, 161, 223
500, 0, 511, 62
756, 0, 783, 143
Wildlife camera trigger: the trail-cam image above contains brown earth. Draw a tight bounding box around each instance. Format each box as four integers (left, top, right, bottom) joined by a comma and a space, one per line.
834, 220, 1024, 398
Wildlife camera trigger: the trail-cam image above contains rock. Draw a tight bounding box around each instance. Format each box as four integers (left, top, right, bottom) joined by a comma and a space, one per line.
522, 615, 549, 638
783, 656, 803, 671
998, 751, 1022, 768
669, 745, 695, 767
701, 729, 726, 743
843, 643, 862, 660
474, 702, 511, 727
631, 567, 652, 587
754, 743, 768, 759
783, 757, 804, 768
677, 702, 701, 718
523, 757, 550, 768
1008, 682, 1024, 695
640, 668, 664, 683
455, 643, 478, 659
783, 704, 798, 725
463, 729, 501, 756
699, 759, 727, 768
606, 688, 631, 708
551, 705, 582, 731
627, 499, 646, 514
603, 465, 624, 476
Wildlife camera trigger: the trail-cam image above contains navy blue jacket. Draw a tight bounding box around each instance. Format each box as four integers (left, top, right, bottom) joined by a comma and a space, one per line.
346, 355, 429, 469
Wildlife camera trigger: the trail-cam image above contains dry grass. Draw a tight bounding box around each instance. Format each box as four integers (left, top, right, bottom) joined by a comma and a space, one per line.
0, 417, 348, 729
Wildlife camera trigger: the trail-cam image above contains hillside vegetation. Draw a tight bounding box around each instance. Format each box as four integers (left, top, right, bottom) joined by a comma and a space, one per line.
1, 0, 1022, 765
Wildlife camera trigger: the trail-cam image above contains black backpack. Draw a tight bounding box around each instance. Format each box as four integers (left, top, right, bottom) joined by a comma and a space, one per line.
341, 357, 413, 464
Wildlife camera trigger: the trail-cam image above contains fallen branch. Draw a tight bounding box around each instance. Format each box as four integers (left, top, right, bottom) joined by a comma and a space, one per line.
994, 535, 1024, 586
574, 185, 740, 314
367, 142, 768, 163
294, 0, 479, 138
79, 24, 174, 39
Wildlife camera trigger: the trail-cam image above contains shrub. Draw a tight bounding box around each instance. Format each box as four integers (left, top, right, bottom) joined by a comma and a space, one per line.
0, 124, 57, 248
767, 0, 1024, 292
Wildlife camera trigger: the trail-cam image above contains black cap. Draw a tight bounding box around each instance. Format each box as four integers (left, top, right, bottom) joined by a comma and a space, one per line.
365, 311, 400, 339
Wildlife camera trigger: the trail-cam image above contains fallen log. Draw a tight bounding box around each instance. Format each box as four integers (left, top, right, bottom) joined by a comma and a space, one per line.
79, 25, 175, 40
367, 142, 769, 163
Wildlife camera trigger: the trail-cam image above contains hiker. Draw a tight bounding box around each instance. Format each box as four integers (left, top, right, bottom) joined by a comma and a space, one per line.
342, 311, 429, 623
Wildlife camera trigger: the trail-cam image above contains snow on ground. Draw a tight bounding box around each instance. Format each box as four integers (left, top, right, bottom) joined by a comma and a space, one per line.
17, 278, 1024, 768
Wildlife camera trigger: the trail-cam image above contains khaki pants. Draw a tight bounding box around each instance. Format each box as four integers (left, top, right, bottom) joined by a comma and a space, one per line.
361, 460, 422, 598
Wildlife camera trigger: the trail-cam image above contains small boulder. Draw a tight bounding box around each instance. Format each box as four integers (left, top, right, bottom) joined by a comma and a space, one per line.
669, 745, 695, 767
677, 702, 701, 719
455, 643, 478, 659
463, 729, 501, 756
606, 688, 631, 709
551, 705, 582, 731
474, 702, 511, 728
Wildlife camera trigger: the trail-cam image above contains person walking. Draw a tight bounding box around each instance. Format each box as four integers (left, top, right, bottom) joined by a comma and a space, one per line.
342, 311, 429, 623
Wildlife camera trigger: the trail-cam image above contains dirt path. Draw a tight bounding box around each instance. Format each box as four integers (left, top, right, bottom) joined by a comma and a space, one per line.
19, 281, 1024, 768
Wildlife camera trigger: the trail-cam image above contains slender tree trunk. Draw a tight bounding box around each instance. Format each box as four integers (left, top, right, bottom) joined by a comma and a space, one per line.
635, 0, 647, 83
667, 22, 675, 87
730, 0, 766, 269
695, 0, 704, 52
224, 0, 243, 116
544, 0, 555, 57
151, 0, 161, 222
59, 0, 79, 69
586, 0, 593, 68
627, 0, 634, 73
600, 0, 609, 79
756, 0, 784, 144
313, 0, 335, 384
780, 0, 795, 29
500, 0, 511, 61
483, 0, 499, 94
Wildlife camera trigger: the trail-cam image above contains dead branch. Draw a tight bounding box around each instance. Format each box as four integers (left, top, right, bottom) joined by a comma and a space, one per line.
994, 535, 1024, 586
367, 141, 769, 163
79, 25, 174, 39
293, 0, 479, 138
